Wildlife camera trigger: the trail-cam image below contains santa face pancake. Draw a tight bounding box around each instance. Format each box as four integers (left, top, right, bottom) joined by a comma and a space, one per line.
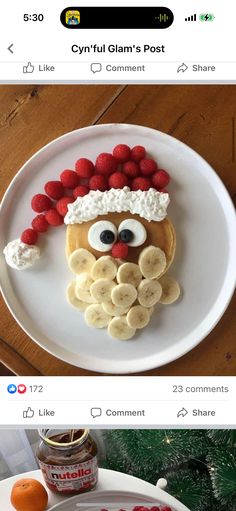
66, 212, 176, 269
3, 141, 180, 341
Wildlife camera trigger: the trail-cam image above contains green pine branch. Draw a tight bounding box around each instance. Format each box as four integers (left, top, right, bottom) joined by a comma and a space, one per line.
164, 468, 216, 511
207, 446, 236, 506
101, 429, 236, 511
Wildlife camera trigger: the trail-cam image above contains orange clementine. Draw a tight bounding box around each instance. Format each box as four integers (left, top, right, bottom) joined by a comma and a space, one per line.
10, 478, 48, 511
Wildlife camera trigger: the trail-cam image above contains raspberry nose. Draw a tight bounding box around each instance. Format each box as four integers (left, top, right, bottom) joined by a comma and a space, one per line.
112, 241, 129, 259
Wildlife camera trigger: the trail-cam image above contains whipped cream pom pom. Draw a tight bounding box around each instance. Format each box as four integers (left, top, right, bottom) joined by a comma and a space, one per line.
3, 239, 40, 270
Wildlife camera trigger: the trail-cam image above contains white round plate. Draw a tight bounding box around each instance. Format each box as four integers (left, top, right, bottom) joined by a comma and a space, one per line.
48, 489, 189, 511
1, 124, 236, 373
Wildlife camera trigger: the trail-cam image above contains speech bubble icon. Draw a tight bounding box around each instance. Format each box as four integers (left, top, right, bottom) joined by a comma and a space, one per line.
91, 407, 102, 418
91, 63, 102, 73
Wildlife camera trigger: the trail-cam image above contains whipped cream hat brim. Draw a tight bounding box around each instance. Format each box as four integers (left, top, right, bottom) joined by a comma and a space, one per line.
64, 187, 170, 225
3, 187, 170, 270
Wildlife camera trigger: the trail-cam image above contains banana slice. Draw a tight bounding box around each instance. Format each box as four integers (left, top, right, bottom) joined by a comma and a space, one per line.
127, 305, 150, 329
76, 272, 94, 290
148, 305, 155, 317
108, 316, 136, 340
138, 245, 166, 279
102, 300, 130, 317
75, 285, 97, 304
66, 281, 88, 311
158, 276, 181, 304
111, 283, 137, 308
117, 262, 142, 288
68, 248, 96, 275
91, 256, 117, 280
85, 304, 111, 328
138, 279, 162, 307
90, 278, 116, 303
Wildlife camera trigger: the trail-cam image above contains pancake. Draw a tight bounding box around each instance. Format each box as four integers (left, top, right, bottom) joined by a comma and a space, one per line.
66, 212, 176, 274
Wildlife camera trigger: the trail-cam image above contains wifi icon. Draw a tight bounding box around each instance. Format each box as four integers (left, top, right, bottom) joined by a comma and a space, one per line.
185, 14, 197, 22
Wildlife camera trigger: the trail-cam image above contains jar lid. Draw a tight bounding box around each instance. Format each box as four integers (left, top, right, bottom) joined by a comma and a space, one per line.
38, 429, 89, 448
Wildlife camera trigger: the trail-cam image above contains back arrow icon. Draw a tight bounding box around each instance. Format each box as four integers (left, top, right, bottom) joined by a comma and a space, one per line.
8, 44, 14, 54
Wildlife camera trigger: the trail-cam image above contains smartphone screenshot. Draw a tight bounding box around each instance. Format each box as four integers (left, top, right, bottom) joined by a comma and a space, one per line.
0, 1, 236, 510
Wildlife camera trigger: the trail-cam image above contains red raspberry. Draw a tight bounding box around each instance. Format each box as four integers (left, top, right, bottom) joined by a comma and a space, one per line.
73, 185, 89, 199
131, 177, 152, 191
95, 153, 118, 176
108, 172, 129, 189
113, 144, 131, 162
75, 158, 94, 178
160, 508, 172, 511
31, 214, 49, 233
123, 161, 140, 178
21, 228, 38, 245
44, 181, 64, 200
60, 169, 79, 189
132, 507, 150, 511
159, 187, 168, 193
150, 507, 161, 511
130, 145, 146, 162
31, 194, 52, 213
140, 158, 158, 176
56, 197, 74, 217
152, 169, 170, 189
79, 178, 90, 187
89, 174, 107, 191
45, 208, 63, 226
112, 241, 129, 259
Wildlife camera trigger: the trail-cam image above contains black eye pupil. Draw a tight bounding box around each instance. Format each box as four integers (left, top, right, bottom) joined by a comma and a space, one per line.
119, 229, 134, 243
100, 230, 115, 244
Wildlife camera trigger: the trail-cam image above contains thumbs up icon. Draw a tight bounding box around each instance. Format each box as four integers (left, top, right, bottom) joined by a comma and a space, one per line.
23, 407, 35, 418
23, 62, 35, 73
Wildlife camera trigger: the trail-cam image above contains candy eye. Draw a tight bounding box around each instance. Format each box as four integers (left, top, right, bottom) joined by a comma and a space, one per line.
118, 219, 147, 247
88, 221, 117, 252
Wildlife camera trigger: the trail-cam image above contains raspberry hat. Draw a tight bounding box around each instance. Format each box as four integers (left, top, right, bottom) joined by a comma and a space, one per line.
3, 144, 170, 270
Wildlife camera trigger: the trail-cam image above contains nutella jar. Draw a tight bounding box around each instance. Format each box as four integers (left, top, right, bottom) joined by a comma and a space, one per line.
36, 429, 98, 495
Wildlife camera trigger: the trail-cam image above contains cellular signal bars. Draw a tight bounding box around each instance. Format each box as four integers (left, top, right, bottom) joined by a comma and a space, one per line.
185, 14, 197, 22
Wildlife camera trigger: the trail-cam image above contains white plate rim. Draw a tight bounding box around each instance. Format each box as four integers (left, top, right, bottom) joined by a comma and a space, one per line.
0, 123, 236, 374
47, 489, 190, 511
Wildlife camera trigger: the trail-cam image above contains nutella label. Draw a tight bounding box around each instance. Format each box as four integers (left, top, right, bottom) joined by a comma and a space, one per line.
39, 457, 98, 493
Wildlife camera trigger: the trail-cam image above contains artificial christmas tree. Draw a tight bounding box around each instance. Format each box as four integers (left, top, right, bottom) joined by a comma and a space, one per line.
100, 430, 236, 511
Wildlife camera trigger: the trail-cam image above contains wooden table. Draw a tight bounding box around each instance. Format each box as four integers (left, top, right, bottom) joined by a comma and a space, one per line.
0, 85, 235, 376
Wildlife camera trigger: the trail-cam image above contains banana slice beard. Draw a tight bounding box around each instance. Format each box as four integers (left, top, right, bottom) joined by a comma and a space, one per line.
108, 316, 136, 340
102, 300, 130, 317
91, 256, 117, 280
111, 283, 137, 308
117, 262, 142, 288
66, 281, 89, 311
76, 272, 94, 290
75, 285, 97, 304
148, 305, 155, 316
127, 305, 150, 329
90, 278, 116, 303
138, 279, 162, 307
138, 245, 166, 279
68, 248, 96, 275
85, 304, 111, 328
158, 275, 181, 304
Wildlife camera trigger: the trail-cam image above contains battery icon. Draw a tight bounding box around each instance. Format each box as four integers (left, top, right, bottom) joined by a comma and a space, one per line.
199, 13, 215, 22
